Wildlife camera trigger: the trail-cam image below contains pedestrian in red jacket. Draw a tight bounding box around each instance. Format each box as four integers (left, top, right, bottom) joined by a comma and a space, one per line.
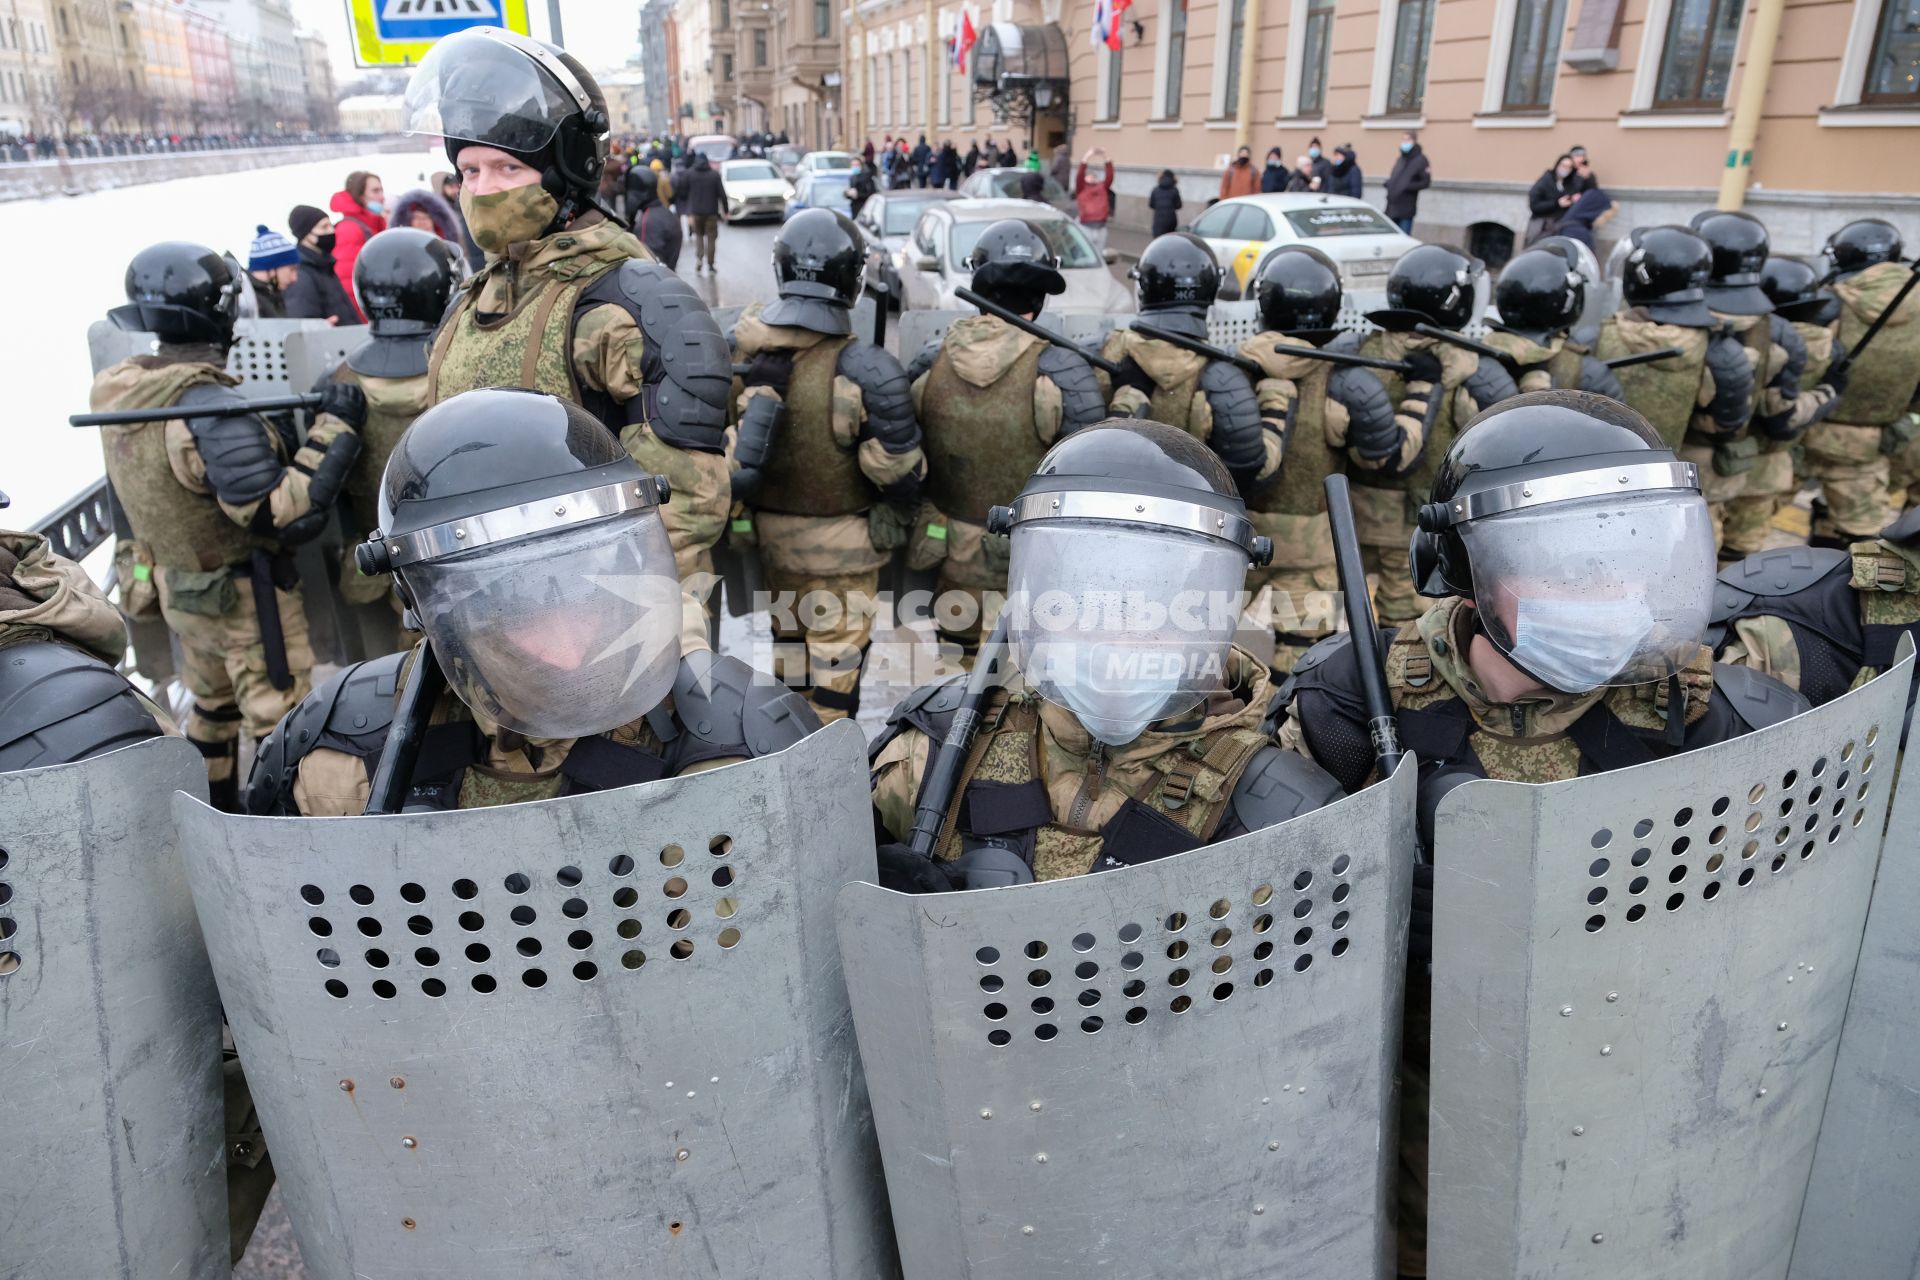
1074, 148, 1116, 258
328, 171, 387, 321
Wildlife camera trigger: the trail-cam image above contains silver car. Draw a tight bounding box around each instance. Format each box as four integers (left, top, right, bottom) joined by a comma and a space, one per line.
853, 189, 963, 307
894, 199, 1131, 314
956, 167, 1076, 215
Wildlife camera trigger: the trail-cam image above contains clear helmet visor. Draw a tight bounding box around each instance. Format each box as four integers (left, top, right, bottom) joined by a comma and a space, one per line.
1463, 491, 1714, 694
401, 32, 576, 154
402, 511, 681, 740
1007, 521, 1248, 746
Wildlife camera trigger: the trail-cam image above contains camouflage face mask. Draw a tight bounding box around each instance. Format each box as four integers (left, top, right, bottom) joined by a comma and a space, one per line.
461, 183, 560, 255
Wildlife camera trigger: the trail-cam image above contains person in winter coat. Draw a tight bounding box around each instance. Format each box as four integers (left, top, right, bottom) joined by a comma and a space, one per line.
1553, 186, 1615, 252
939, 141, 961, 189
1383, 131, 1430, 234
327, 171, 387, 321
432, 170, 485, 271
911, 134, 932, 186
1305, 137, 1334, 188
1019, 168, 1046, 201
284, 204, 356, 324
1260, 147, 1288, 193
962, 141, 981, 178
1073, 148, 1115, 256
1285, 156, 1320, 192
848, 161, 878, 220
1524, 154, 1579, 245
627, 167, 683, 269
928, 142, 952, 189
1022, 148, 1041, 171
1325, 144, 1363, 198
998, 142, 1018, 165
862, 139, 876, 165
676, 153, 725, 271
1220, 145, 1259, 199
1049, 144, 1072, 191
244, 223, 299, 319
1148, 169, 1183, 238
391, 187, 463, 243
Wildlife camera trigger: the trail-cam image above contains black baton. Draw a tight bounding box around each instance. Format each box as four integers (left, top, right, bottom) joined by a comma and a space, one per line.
363, 639, 448, 816
1128, 320, 1267, 379
70, 393, 323, 428
248, 548, 292, 692
1323, 476, 1405, 785
955, 287, 1124, 376
1603, 346, 1686, 369
908, 613, 1012, 859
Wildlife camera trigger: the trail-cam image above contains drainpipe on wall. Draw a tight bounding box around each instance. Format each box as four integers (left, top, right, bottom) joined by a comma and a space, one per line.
923, 0, 937, 139
1715, 0, 1786, 212
1232, 0, 1262, 154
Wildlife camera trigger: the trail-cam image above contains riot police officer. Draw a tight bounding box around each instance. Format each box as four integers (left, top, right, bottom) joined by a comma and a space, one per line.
871, 419, 1343, 892
906, 218, 1106, 663
730, 209, 924, 720
1352, 244, 1519, 629
247, 388, 821, 816
1234, 246, 1401, 670
1482, 246, 1623, 398
90, 241, 365, 810
1096, 233, 1271, 493
403, 27, 733, 590
1280, 390, 1809, 1279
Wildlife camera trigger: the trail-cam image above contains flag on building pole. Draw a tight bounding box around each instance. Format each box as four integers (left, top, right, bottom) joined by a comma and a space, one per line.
955, 10, 976, 70
1093, 0, 1129, 50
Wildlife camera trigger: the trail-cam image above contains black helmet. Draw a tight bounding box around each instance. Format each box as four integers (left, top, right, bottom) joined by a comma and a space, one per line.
967, 218, 1067, 317
402, 27, 610, 215
1372, 244, 1482, 332
1620, 226, 1715, 328
1252, 245, 1343, 339
353, 228, 459, 337
1824, 218, 1904, 279
1759, 256, 1838, 326
1689, 210, 1772, 315
1130, 232, 1220, 312
764, 208, 865, 335
109, 241, 239, 345
1492, 248, 1583, 341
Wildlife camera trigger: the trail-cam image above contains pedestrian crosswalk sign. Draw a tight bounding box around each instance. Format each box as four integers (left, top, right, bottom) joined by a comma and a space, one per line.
346, 0, 533, 67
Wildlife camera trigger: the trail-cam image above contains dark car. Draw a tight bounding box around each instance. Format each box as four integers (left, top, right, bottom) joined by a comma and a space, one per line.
853, 188, 964, 307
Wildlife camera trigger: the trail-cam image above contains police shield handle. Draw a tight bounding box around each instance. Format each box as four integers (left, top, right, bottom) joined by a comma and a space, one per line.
1836, 259, 1920, 365
1128, 319, 1268, 380
68, 392, 325, 428
362, 639, 448, 815
907, 612, 1012, 858
1324, 474, 1410, 795
1602, 346, 1687, 370
954, 285, 1125, 376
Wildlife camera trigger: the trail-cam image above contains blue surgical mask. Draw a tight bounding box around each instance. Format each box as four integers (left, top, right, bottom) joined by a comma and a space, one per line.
1507, 598, 1659, 694
1400, 141, 1414, 154
1308, 147, 1321, 159
365, 200, 385, 214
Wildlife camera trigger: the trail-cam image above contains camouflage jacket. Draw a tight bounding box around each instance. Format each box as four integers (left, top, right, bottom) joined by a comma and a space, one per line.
1828, 260, 1920, 428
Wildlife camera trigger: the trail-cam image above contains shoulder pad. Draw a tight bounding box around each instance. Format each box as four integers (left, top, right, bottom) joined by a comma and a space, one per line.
1197, 359, 1264, 476
1323, 330, 1364, 354
1037, 344, 1108, 432
580, 259, 731, 452
1882, 504, 1920, 546
178, 381, 283, 506
1704, 330, 1755, 388
1710, 662, 1812, 733
837, 340, 919, 452
669, 650, 822, 763
1290, 629, 1351, 677
1717, 546, 1851, 604
1576, 355, 1625, 401
243, 651, 405, 816
1328, 364, 1395, 431
0, 638, 164, 772
1463, 357, 1520, 409
760, 295, 853, 336
1224, 746, 1346, 834
870, 671, 970, 760
1568, 320, 1601, 350
907, 335, 943, 384
345, 333, 431, 380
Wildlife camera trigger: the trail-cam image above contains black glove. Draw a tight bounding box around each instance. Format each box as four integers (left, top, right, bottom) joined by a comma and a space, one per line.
316, 382, 367, 431
876, 842, 964, 894
742, 348, 794, 397
1821, 355, 1851, 398
1401, 347, 1443, 388
1410, 860, 1434, 966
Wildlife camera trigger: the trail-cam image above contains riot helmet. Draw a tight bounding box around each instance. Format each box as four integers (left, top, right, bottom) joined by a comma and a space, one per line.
1371, 244, 1482, 332
1824, 218, 1904, 280
402, 26, 611, 214
357, 388, 679, 740
109, 241, 239, 346
1689, 209, 1772, 315
763, 208, 865, 335
1759, 256, 1838, 326
1533, 234, 1610, 333
1619, 226, 1715, 328
1410, 390, 1713, 694
1491, 248, 1584, 342
966, 218, 1067, 318
1130, 232, 1221, 314
352, 228, 459, 337
985, 419, 1272, 746
1252, 246, 1343, 341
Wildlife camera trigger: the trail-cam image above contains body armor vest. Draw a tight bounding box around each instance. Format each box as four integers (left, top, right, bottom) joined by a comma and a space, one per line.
1248, 353, 1335, 520
427, 271, 597, 406
1596, 320, 1710, 450
341, 368, 431, 536
1830, 261, 1920, 426
921, 339, 1048, 523
1351, 333, 1463, 522
752, 335, 874, 516
95, 358, 257, 571
1486, 330, 1585, 392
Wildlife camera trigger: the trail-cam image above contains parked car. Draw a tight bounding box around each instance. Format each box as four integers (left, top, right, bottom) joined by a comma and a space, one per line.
894, 199, 1131, 314
718, 158, 794, 223
770, 144, 807, 180
853, 188, 963, 306
801, 150, 858, 176
786, 165, 859, 220
687, 133, 738, 164
955, 167, 1076, 215
1187, 194, 1420, 302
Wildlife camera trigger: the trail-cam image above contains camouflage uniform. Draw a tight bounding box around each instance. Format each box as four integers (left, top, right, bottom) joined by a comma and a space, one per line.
731, 306, 924, 720
90, 346, 355, 808
1480, 328, 1622, 399
1282, 595, 1809, 1277
319, 340, 432, 610
1095, 327, 1276, 490
906, 314, 1105, 658
1722, 318, 1844, 557
1802, 262, 1920, 541
1350, 331, 1517, 628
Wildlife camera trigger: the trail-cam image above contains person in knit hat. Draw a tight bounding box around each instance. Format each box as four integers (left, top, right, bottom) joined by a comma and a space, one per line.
284, 203, 356, 324
245, 224, 299, 318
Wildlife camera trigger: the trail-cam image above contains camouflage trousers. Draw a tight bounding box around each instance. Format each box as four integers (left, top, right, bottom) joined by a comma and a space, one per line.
1250, 562, 1343, 673
1349, 484, 1426, 629
1678, 439, 1750, 554
1722, 447, 1797, 559
1803, 421, 1892, 541
623, 422, 732, 653
766, 565, 877, 721
930, 517, 1008, 660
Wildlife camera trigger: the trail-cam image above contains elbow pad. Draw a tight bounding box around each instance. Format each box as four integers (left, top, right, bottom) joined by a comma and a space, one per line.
1330, 366, 1399, 460
838, 341, 920, 454
180, 383, 285, 507
1038, 345, 1107, 433
1462, 358, 1521, 413
1577, 356, 1625, 402
1704, 333, 1756, 432
1198, 359, 1265, 483
731, 394, 785, 500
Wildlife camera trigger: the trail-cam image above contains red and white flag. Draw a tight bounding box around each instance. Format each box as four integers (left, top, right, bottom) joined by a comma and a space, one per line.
955, 10, 977, 69
1094, 0, 1129, 50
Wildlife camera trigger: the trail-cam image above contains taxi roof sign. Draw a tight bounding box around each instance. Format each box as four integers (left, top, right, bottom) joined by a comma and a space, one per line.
346, 0, 533, 68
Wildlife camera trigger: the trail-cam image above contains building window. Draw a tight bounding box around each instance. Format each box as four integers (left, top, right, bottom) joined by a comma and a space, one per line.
1652, 0, 1743, 109
815, 0, 831, 38
718, 0, 729, 28
754, 28, 766, 65
57, 7, 68, 37
1163, 0, 1187, 117
1298, 0, 1334, 116
1863, 0, 1920, 103
939, 43, 951, 123
1101, 42, 1124, 120
1385, 0, 1435, 113
1222, 0, 1247, 107
903, 49, 913, 122
1502, 0, 1567, 110
722, 52, 734, 81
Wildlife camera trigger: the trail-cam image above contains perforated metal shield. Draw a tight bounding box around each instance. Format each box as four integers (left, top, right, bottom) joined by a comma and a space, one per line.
1788, 646, 1920, 1278
1428, 653, 1912, 1280
173, 719, 895, 1280
224, 317, 333, 394
838, 760, 1416, 1280
87, 317, 157, 372
0, 738, 225, 1277
284, 325, 371, 400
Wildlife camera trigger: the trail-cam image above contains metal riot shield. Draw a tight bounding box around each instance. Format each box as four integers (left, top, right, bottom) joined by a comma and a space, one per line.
0, 738, 226, 1277
1428, 651, 1914, 1280
1788, 646, 1920, 1278
838, 760, 1417, 1280
172, 719, 895, 1280
84, 320, 176, 683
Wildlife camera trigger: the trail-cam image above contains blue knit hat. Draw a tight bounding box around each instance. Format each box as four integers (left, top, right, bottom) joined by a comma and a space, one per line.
248, 224, 299, 271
